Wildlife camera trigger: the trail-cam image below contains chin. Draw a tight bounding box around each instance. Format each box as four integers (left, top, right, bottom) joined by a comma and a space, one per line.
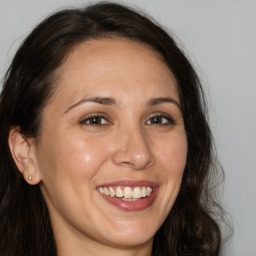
109, 233, 154, 249
103, 220, 158, 248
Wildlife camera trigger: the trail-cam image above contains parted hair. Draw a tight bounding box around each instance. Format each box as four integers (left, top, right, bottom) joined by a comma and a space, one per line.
0, 2, 226, 256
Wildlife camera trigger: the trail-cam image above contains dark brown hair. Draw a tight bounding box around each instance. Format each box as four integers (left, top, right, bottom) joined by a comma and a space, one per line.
0, 2, 226, 255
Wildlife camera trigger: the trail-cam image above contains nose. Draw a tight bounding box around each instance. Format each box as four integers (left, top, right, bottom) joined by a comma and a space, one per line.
112, 127, 155, 170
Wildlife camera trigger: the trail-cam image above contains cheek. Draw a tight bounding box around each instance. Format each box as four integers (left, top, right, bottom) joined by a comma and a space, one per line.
61, 133, 113, 180
38, 131, 110, 217
37, 129, 116, 213
39, 129, 108, 177
155, 131, 187, 206
158, 132, 187, 191
157, 131, 187, 175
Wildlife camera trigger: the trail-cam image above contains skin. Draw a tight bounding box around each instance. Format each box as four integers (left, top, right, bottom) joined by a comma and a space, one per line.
9, 38, 187, 256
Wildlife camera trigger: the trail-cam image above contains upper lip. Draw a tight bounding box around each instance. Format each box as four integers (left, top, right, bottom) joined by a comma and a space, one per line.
97, 180, 158, 188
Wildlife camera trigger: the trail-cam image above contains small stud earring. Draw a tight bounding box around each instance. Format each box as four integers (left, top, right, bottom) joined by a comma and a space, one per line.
28, 175, 32, 181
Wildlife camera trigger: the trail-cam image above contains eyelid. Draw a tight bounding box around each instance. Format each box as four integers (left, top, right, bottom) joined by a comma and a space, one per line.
145, 112, 175, 125
78, 112, 175, 127
79, 113, 111, 125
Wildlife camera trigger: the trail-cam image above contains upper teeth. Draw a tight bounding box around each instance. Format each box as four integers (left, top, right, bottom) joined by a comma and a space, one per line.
98, 186, 153, 199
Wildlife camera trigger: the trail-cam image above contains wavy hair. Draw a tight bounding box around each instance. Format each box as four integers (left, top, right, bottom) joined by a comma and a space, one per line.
0, 2, 227, 255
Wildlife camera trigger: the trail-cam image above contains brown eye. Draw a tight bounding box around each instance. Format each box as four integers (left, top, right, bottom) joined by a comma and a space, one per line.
80, 115, 109, 125
146, 114, 175, 125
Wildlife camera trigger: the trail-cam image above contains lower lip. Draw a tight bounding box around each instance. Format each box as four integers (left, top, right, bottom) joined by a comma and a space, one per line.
99, 188, 158, 211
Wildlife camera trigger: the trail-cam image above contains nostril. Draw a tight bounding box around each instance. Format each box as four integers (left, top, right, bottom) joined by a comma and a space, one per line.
112, 150, 155, 170
111, 131, 155, 169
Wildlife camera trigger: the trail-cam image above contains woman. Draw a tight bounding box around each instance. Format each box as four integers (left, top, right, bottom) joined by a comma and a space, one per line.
0, 2, 225, 256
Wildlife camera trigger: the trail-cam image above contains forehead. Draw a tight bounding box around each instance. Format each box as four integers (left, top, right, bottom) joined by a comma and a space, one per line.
64, 37, 165, 64
60, 38, 168, 76
51, 38, 179, 106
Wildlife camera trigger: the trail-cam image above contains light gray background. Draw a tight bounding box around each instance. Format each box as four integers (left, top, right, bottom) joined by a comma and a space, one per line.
0, 1, 255, 255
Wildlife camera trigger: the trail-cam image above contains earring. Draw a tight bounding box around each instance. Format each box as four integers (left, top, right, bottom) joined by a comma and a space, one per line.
28, 175, 32, 181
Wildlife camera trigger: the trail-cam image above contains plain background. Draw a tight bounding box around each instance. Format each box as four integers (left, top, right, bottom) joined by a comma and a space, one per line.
0, 0, 255, 255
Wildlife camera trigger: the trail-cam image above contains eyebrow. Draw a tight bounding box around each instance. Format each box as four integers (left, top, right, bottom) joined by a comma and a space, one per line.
64, 96, 118, 113
147, 97, 181, 109
64, 96, 180, 114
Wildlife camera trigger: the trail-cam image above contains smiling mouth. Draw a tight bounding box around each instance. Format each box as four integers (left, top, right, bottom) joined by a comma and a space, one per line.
98, 186, 153, 200
97, 180, 158, 211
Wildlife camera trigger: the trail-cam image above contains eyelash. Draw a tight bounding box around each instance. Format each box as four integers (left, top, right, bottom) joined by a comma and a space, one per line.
146, 114, 175, 126
79, 114, 110, 126
79, 113, 175, 127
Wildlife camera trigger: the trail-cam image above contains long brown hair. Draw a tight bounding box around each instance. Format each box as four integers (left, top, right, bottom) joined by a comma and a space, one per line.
0, 2, 227, 255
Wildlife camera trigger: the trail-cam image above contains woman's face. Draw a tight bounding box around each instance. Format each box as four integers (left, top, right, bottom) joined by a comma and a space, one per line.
35, 38, 187, 252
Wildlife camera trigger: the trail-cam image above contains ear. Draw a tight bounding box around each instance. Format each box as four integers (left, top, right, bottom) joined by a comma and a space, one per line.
8, 127, 42, 185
